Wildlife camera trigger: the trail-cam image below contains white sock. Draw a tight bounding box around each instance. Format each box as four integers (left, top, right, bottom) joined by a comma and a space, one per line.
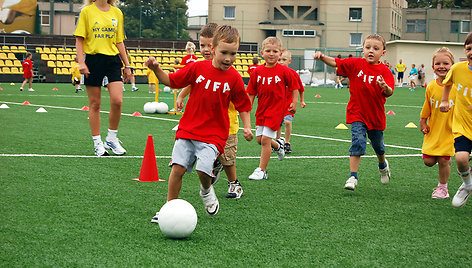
107, 129, 117, 140
438, 183, 448, 188
459, 167, 472, 186
200, 185, 211, 195
92, 135, 102, 146
132, 83, 136, 88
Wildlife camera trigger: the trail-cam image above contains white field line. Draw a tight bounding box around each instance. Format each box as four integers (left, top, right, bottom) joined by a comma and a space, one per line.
0, 100, 423, 152
306, 101, 423, 109
0, 153, 422, 159
0, 93, 174, 99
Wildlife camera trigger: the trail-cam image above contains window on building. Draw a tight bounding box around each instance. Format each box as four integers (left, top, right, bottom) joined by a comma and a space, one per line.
282, 29, 316, 37
75, 15, 79, 25
451, 20, 459, 33
281, 6, 294, 18
349, 8, 362, 22
350, 33, 362, 46
224, 6, 235, 20
461, 20, 471, 33
297, 6, 317, 21
40, 11, 50, 26
274, 7, 287, 20
406, 19, 426, 33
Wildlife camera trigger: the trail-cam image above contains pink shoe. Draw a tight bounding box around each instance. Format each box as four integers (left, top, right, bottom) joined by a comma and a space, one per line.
432, 186, 450, 199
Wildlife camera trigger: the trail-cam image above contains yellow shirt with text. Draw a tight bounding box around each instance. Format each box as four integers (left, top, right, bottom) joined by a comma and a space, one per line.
395, 63, 406, 72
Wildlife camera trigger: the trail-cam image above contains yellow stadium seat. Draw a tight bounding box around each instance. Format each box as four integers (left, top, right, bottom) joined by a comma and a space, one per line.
7, 53, 16, 60
55, 68, 63, 75
135, 56, 143, 62
35, 47, 42, 53
43, 47, 51, 54
0, 60, 4, 66
56, 61, 63, 68
48, 61, 56, 68
50, 47, 57, 53
64, 54, 72, 61
57, 48, 65, 53
49, 54, 56, 61
62, 68, 70, 74
5, 59, 13, 66
11, 67, 20, 74
135, 69, 144, 76
41, 54, 49, 61
2, 45, 9, 52
63, 61, 70, 68
66, 48, 73, 52
2, 67, 11, 73
57, 54, 64, 61
10, 46, 17, 51
135, 62, 143, 68
17, 46, 26, 53
13, 60, 21, 67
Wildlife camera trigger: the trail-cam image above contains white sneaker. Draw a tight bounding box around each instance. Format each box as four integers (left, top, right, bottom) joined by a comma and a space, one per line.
151, 211, 159, 223
248, 167, 267, 180
28, 88, 35, 92
132, 87, 139, 92
211, 160, 223, 185
200, 186, 219, 215
452, 183, 472, 207
94, 141, 109, 156
379, 159, 391, 184
274, 138, 285, 161
226, 180, 243, 199
104, 137, 127, 155
344, 176, 358, 190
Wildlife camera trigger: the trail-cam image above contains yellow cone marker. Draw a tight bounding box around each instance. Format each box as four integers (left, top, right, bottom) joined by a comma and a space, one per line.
405, 122, 417, 128
335, 123, 348, 130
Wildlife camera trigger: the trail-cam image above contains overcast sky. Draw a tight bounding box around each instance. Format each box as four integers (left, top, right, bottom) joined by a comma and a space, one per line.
186, 0, 209, 17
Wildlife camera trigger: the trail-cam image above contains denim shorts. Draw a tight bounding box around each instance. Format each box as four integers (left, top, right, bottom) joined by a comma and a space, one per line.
169, 138, 219, 176
279, 115, 294, 127
349, 121, 385, 156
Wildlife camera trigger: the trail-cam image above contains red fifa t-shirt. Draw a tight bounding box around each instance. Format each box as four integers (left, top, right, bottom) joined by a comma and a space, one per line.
169, 60, 252, 153
246, 63, 298, 131
335, 57, 394, 130
181, 54, 198, 66
247, 64, 259, 75
285, 68, 305, 117
22, 59, 33, 78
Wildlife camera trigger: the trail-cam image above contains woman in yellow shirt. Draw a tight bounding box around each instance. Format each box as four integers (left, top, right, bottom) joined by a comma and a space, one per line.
420, 47, 455, 199
74, 0, 131, 156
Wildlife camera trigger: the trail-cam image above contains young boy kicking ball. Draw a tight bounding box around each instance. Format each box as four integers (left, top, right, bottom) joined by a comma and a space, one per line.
146, 25, 253, 221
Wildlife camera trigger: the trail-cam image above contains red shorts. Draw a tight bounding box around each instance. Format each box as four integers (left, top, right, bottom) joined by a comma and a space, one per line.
422, 154, 451, 161
23, 72, 32, 79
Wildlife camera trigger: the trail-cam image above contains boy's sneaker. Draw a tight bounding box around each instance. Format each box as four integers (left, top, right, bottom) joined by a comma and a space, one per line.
132, 87, 139, 92
94, 141, 109, 156
379, 159, 391, 184
28, 88, 35, 92
211, 160, 223, 185
344, 176, 358, 190
284, 143, 292, 154
452, 183, 472, 207
19, 87, 23, 91
200, 186, 219, 215
432, 186, 450, 199
226, 180, 243, 199
151, 212, 159, 223
274, 137, 285, 160
248, 167, 267, 180
104, 137, 127, 155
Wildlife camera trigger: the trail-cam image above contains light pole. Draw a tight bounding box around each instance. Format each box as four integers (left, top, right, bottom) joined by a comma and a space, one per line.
139, 6, 143, 38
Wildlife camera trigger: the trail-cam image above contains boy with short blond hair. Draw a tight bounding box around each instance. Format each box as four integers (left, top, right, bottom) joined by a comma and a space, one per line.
247, 36, 299, 180
313, 33, 394, 191
146, 25, 254, 220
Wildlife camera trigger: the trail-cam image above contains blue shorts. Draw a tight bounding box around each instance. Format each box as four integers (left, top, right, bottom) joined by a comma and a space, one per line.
169, 139, 219, 176
349, 121, 385, 156
454, 135, 472, 153
279, 115, 294, 127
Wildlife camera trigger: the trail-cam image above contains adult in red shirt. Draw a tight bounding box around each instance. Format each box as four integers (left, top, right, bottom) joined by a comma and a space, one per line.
20, 52, 34, 92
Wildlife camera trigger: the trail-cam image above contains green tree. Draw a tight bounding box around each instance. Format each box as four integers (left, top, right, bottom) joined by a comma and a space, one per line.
119, 0, 190, 40
407, 0, 471, 7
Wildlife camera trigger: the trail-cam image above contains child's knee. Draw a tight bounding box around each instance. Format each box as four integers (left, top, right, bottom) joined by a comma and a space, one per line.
423, 158, 437, 167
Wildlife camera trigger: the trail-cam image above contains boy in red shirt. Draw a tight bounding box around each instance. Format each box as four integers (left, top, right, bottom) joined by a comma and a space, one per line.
146, 25, 254, 218
313, 34, 394, 191
247, 57, 259, 75
247, 36, 299, 180
276, 49, 306, 154
20, 52, 34, 92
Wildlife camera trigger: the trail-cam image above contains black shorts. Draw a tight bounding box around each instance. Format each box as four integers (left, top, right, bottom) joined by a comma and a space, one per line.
84, 54, 123, 87
455, 135, 472, 153
397, 72, 404, 79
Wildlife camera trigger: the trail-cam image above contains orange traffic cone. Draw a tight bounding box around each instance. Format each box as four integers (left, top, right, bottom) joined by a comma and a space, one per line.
133, 135, 165, 182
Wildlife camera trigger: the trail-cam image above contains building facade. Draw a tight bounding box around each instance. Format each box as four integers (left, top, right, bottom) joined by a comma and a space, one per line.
37, 1, 82, 35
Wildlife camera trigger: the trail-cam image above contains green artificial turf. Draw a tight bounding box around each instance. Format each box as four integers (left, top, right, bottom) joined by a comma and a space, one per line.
0, 82, 471, 266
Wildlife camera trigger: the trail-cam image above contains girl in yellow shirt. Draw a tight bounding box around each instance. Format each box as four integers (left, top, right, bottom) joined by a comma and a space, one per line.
420, 47, 455, 199
74, 0, 131, 156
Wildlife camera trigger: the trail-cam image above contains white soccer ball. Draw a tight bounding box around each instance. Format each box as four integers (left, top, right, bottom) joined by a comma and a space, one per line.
158, 199, 198, 239
143, 102, 157, 114
155, 102, 169, 114
163, 86, 171, 93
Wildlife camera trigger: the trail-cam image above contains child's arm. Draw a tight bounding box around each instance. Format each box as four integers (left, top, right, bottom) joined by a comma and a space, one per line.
247, 93, 256, 106
145, 56, 171, 86
176, 85, 191, 111
239, 111, 254, 141
419, 117, 430, 134
377, 76, 393, 97
312, 51, 336, 67
439, 84, 452, 112
289, 90, 299, 114
299, 91, 306, 108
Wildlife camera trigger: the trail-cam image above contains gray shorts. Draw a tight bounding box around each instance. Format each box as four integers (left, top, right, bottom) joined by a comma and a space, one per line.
169, 139, 219, 176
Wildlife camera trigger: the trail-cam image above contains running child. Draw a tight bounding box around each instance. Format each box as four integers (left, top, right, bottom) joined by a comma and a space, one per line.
247, 36, 299, 180
146, 25, 253, 219
420, 47, 455, 199
20, 52, 34, 92
276, 48, 306, 154
313, 33, 394, 190
71, 57, 82, 93
146, 67, 158, 95
409, 63, 418, 90
439, 32, 472, 207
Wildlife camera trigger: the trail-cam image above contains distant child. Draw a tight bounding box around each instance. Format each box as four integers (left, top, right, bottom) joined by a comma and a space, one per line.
418, 63, 426, 87
313, 33, 394, 190
247, 36, 299, 180
439, 32, 472, 207
335, 54, 346, 88
20, 52, 34, 92
181, 41, 198, 66
248, 57, 259, 75
173, 58, 181, 72
71, 57, 82, 93
409, 63, 418, 89
395, 59, 407, 87
276, 49, 306, 154
420, 47, 455, 199
146, 25, 254, 220
146, 67, 158, 95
